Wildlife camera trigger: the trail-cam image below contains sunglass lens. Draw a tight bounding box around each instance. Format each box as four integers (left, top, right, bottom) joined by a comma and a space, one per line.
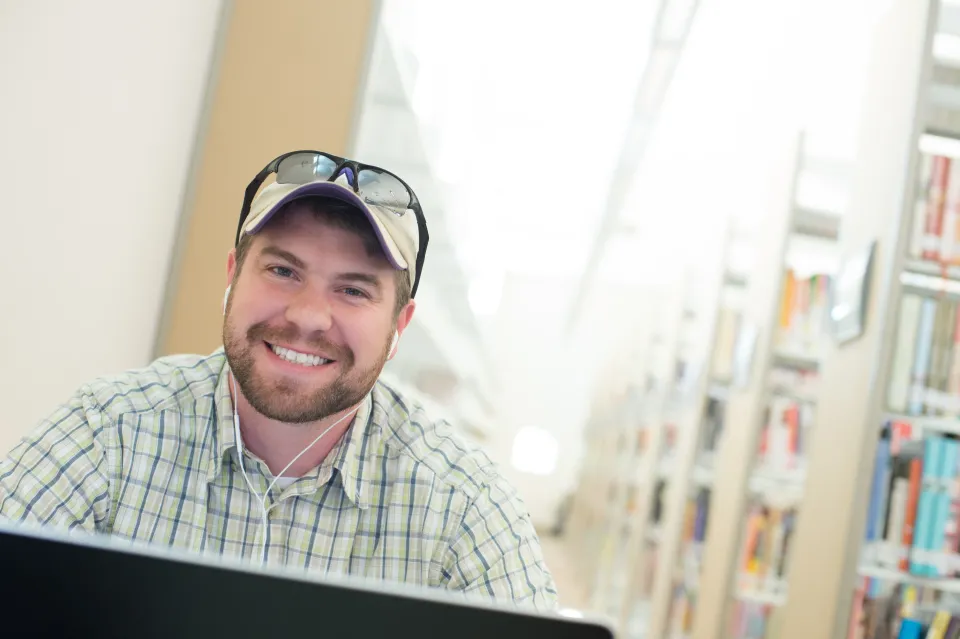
357, 169, 411, 213
276, 153, 338, 184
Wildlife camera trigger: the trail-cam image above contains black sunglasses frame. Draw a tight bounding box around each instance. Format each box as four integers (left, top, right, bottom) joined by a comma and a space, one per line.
236, 150, 429, 298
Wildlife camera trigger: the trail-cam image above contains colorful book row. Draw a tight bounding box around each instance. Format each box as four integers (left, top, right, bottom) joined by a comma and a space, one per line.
864, 423, 960, 578
730, 600, 780, 639
910, 152, 960, 265
777, 269, 832, 350
739, 502, 797, 587
758, 397, 814, 473
888, 295, 960, 416
850, 579, 960, 639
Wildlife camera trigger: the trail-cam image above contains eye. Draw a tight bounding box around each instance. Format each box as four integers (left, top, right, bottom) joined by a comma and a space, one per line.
342, 287, 370, 299
269, 266, 296, 279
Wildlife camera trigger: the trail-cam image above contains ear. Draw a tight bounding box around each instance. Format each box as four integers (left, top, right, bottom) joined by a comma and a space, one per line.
395, 299, 416, 336
226, 248, 239, 286
389, 300, 416, 359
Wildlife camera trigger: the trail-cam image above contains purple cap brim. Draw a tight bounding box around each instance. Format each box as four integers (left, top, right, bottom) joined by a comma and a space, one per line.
246, 181, 406, 270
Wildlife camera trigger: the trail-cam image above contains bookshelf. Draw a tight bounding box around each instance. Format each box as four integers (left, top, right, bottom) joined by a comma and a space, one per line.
772, 1, 959, 638
726, 205, 841, 638
845, 32, 960, 639
639, 218, 736, 639
686, 127, 808, 639
629, 220, 772, 639
610, 281, 691, 634
566, 282, 688, 627
664, 125, 842, 639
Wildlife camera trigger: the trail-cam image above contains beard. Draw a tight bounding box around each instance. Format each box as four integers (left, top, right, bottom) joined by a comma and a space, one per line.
223, 312, 392, 424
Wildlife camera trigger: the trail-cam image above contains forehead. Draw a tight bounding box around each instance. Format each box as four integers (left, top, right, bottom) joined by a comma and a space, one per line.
251, 204, 391, 268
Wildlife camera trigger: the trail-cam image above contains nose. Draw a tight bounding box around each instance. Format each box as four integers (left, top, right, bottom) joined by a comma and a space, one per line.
284, 288, 334, 334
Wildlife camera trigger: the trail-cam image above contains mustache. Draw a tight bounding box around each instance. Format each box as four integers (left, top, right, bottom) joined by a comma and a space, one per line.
247, 321, 354, 365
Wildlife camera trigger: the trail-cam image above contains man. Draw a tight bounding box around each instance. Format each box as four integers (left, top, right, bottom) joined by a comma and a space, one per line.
0, 150, 558, 610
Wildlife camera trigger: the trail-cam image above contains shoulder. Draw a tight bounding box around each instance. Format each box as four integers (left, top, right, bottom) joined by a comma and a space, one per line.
370, 378, 502, 502
80, 351, 224, 421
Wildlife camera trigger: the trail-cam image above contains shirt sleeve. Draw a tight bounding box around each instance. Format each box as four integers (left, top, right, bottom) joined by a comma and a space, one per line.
0, 389, 112, 530
440, 478, 560, 611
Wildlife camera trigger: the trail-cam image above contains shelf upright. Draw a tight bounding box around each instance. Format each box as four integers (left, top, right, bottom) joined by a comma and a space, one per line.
773, 1, 941, 638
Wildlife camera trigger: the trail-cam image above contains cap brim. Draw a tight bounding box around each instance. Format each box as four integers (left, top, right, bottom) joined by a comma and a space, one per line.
243, 181, 408, 270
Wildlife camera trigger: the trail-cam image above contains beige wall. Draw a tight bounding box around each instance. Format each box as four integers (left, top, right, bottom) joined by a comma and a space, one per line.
156, 0, 378, 357
0, 1, 224, 453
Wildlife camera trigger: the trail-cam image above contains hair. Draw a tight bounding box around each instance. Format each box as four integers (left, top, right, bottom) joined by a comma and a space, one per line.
234, 197, 412, 318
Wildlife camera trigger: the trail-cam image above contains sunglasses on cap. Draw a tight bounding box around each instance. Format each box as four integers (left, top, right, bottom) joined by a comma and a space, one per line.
236, 150, 429, 298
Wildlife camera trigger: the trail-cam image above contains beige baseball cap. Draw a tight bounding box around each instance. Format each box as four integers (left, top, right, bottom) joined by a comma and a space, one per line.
240, 172, 424, 295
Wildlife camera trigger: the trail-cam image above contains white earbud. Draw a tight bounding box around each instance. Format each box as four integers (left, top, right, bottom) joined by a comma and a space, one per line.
222, 284, 231, 315
389, 330, 399, 359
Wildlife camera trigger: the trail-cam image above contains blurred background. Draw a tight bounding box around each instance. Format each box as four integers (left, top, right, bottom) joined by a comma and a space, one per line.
3, 0, 960, 637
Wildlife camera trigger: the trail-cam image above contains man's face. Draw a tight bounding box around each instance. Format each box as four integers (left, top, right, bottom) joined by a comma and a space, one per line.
223, 204, 414, 423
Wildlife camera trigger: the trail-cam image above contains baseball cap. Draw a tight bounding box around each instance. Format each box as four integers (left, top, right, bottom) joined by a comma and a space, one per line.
236, 152, 428, 297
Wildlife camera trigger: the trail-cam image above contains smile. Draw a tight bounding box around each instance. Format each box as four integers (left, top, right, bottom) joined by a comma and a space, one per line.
267, 343, 334, 367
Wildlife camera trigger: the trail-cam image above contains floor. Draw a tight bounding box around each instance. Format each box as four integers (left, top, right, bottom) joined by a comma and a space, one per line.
539, 533, 591, 612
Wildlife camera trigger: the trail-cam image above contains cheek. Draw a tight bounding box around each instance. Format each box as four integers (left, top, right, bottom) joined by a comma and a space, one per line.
230, 284, 287, 325
339, 315, 391, 358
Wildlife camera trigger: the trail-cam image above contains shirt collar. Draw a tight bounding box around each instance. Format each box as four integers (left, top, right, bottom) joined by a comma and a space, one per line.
207, 356, 238, 484
206, 353, 379, 510
322, 393, 376, 509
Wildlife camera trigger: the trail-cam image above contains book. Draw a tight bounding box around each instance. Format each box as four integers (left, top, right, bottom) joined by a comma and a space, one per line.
944, 616, 960, 639
758, 394, 815, 473
881, 450, 914, 568
866, 430, 960, 579
890, 295, 923, 413
909, 436, 943, 576
928, 610, 952, 639
932, 437, 960, 576
922, 155, 951, 261
912, 154, 934, 258
776, 269, 833, 352
902, 451, 924, 571
866, 434, 893, 557
943, 160, 960, 264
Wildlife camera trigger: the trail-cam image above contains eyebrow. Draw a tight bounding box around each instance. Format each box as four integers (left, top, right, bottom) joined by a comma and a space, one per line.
258, 245, 306, 269
338, 272, 384, 294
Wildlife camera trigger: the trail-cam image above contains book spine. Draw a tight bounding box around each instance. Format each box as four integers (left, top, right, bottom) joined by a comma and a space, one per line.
912, 154, 934, 258
883, 462, 909, 568
908, 298, 938, 415
923, 155, 951, 261
865, 436, 892, 555
890, 295, 923, 413
786, 402, 801, 469
928, 302, 948, 413
780, 270, 796, 335
694, 490, 709, 542
946, 161, 960, 265
910, 437, 941, 575
897, 618, 923, 639
945, 302, 958, 394
900, 457, 923, 572
944, 615, 960, 639
933, 438, 959, 576
948, 303, 960, 398
777, 509, 796, 579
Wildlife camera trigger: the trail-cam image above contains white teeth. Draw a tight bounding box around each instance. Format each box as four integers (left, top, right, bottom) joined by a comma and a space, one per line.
270, 344, 330, 367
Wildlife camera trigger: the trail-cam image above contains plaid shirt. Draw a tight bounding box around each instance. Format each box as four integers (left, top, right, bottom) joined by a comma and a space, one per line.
0, 350, 557, 610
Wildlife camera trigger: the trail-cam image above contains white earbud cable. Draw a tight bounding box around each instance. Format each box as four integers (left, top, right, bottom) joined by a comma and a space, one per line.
231, 372, 359, 565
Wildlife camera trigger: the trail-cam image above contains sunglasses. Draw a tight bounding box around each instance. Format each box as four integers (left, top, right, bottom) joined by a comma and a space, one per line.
236, 150, 429, 296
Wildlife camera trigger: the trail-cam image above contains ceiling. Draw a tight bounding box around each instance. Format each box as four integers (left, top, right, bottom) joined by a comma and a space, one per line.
351, 0, 691, 432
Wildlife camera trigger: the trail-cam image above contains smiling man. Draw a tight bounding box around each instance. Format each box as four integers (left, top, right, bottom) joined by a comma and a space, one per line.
0, 150, 558, 611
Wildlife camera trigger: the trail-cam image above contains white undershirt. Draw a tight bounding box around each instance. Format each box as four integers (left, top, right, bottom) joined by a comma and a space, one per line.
272, 476, 298, 490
